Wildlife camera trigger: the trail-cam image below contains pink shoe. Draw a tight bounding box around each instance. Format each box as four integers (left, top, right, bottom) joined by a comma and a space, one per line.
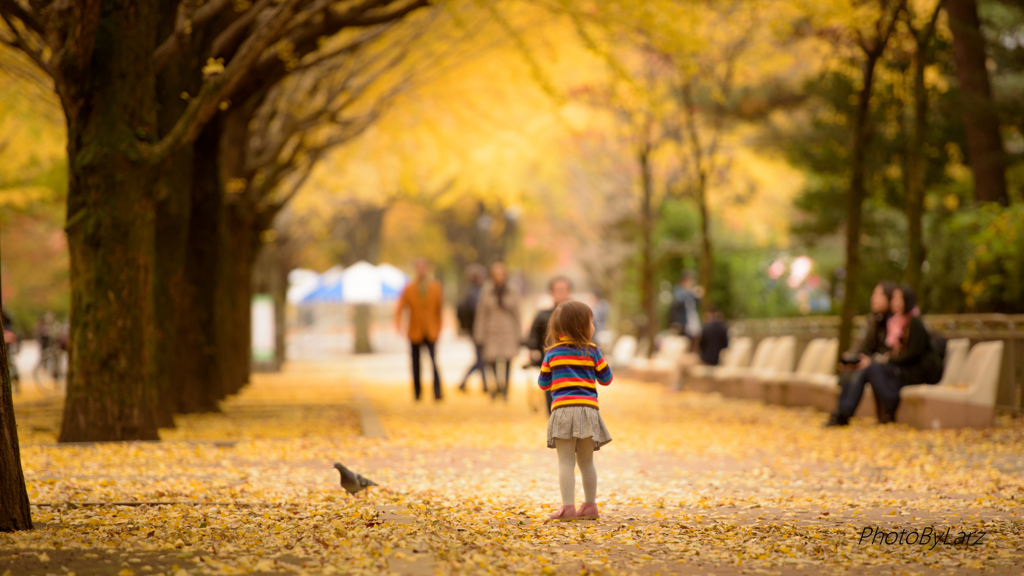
576, 502, 599, 520
546, 505, 577, 523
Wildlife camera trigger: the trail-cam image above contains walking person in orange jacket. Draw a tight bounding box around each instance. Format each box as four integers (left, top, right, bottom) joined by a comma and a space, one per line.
395, 257, 444, 401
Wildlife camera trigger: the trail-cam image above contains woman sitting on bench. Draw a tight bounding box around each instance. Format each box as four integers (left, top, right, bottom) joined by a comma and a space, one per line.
859, 285, 943, 423
826, 282, 895, 427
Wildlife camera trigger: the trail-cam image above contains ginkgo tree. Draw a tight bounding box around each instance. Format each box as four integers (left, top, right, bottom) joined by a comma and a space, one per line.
0, 0, 431, 442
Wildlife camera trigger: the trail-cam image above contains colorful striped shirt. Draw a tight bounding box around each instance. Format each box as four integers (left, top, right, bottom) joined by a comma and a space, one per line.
538, 338, 613, 410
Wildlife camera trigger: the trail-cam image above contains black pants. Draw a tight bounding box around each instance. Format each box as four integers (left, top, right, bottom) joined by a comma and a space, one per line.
411, 340, 442, 400
486, 359, 511, 399
834, 369, 868, 421
834, 364, 900, 422
460, 343, 486, 391
863, 362, 902, 422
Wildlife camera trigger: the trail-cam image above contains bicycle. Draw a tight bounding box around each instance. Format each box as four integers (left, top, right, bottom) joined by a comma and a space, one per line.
33, 340, 66, 392
4, 329, 19, 394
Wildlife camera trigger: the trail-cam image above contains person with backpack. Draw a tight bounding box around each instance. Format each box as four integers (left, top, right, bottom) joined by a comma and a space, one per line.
825, 281, 896, 427
860, 285, 944, 423
525, 276, 573, 413
457, 264, 487, 393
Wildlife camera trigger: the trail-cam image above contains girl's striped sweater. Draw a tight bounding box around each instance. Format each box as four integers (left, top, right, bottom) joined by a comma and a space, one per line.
537, 338, 613, 410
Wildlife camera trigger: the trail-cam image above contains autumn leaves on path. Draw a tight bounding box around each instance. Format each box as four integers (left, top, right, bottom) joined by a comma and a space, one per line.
5, 357, 1024, 576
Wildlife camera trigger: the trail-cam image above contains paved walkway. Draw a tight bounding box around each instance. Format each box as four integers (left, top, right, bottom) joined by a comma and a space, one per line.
5, 350, 1024, 575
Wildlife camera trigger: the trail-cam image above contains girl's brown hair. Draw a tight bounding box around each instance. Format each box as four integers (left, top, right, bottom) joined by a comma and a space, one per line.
545, 300, 593, 351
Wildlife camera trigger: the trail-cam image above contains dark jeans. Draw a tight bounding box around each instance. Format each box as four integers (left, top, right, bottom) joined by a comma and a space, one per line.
460, 343, 486, 391
835, 369, 868, 421
486, 359, 511, 400
834, 364, 901, 422
411, 340, 442, 400
864, 362, 902, 422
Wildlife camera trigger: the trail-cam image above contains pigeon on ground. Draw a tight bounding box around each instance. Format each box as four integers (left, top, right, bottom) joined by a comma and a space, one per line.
333, 462, 378, 496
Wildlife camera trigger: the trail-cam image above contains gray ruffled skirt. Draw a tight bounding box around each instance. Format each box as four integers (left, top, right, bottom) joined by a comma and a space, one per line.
546, 405, 612, 450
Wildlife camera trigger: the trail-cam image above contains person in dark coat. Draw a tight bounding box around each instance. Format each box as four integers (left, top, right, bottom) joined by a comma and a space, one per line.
697, 306, 729, 366
668, 272, 702, 338
458, 264, 487, 392
526, 276, 573, 413
825, 281, 896, 427
861, 285, 943, 423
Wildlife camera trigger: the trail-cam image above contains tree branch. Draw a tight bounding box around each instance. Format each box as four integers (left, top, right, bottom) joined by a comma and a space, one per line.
153, 0, 232, 73
140, 0, 305, 164
0, 0, 42, 34
0, 11, 52, 77
229, 0, 428, 104
209, 0, 275, 60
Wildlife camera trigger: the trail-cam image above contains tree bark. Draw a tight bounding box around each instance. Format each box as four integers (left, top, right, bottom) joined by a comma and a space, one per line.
343, 205, 387, 354
58, 5, 161, 442
222, 202, 263, 394
905, 3, 943, 293
839, 51, 886, 355
173, 119, 229, 413
638, 122, 657, 354
252, 239, 286, 370
1, 245, 33, 531
946, 0, 1009, 205
696, 172, 714, 307
353, 305, 373, 355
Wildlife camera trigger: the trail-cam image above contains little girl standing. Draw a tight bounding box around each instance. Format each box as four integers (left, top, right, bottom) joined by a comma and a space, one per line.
538, 300, 613, 522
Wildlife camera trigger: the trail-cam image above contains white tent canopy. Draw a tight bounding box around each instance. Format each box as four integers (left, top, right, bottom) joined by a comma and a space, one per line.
290, 262, 408, 305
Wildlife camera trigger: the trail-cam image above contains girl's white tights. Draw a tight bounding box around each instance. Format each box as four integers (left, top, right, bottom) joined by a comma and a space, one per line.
555, 438, 596, 506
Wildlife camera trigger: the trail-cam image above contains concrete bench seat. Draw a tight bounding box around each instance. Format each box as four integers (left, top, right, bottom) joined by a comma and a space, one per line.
896, 340, 1003, 429
764, 338, 838, 406
684, 337, 753, 393
629, 335, 693, 384
784, 338, 972, 417
734, 336, 796, 401
610, 335, 637, 371
716, 336, 779, 398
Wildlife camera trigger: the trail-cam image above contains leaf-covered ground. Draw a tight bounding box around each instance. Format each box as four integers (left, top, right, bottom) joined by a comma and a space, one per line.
5, 355, 1024, 575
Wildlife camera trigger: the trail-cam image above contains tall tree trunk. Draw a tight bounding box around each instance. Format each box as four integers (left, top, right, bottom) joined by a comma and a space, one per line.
151, 0, 218, 420
353, 305, 373, 355
150, 153, 192, 426
905, 0, 946, 293
274, 254, 289, 370
344, 206, 387, 354
252, 239, 286, 370
638, 132, 656, 354
218, 102, 261, 396
696, 172, 714, 307
905, 44, 928, 294
1, 252, 33, 531
839, 52, 885, 354
174, 119, 228, 413
58, 5, 161, 442
946, 0, 1009, 205
222, 203, 258, 395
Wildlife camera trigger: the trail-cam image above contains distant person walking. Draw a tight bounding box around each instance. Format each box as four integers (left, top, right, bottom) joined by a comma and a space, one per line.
457, 264, 487, 393
395, 257, 443, 402
473, 261, 521, 401
669, 272, 702, 338
526, 276, 573, 413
